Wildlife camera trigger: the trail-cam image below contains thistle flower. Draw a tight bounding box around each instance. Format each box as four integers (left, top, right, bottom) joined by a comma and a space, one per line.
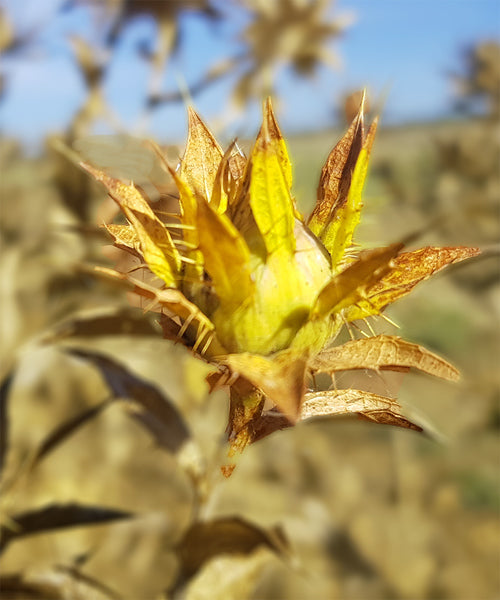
233, 0, 352, 104
82, 99, 479, 476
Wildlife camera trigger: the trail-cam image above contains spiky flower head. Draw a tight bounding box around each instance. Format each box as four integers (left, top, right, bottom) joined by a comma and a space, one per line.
233, 0, 352, 104
83, 98, 479, 476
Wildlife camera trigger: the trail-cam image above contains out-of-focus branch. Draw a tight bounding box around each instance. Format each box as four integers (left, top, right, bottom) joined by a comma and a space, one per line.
147, 55, 245, 107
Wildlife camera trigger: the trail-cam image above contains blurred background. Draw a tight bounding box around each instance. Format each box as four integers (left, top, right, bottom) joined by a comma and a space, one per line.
0, 1, 499, 598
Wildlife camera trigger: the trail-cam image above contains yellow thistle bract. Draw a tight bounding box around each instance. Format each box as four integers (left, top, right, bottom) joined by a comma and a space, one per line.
83, 98, 479, 475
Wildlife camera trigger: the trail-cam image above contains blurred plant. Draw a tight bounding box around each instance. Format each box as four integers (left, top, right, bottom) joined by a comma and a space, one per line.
1, 0, 352, 140
0, 348, 289, 597
452, 41, 500, 118
372, 41, 499, 292
65, 0, 221, 95
80, 98, 478, 476
149, 0, 352, 108
230, 0, 351, 105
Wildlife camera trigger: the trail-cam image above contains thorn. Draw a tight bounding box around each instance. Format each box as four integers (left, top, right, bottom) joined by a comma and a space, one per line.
364, 317, 377, 336
377, 313, 400, 329
178, 311, 196, 339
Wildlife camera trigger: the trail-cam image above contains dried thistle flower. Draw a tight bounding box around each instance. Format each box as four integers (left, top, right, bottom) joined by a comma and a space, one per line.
82, 98, 479, 476
232, 0, 352, 104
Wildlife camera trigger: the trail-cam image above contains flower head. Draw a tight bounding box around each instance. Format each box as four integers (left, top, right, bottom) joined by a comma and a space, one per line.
83, 98, 479, 475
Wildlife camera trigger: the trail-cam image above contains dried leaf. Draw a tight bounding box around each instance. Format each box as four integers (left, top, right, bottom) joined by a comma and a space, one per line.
309, 335, 460, 381
312, 244, 402, 319
82, 163, 180, 287
54, 565, 122, 600
0, 504, 133, 554
104, 224, 141, 257
301, 389, 423, 432
346, 246, 481, 320
223, 351, 306, 421
183, 550, 270, 600
248, 99, 296, 256
224, 378, 265, 473
47, 307, 159, 340
66, 348, 191, 454
173, 517, 289, 588
320, 119, 378, 266
180, 107, 223, 201
264, 97, 293, 190
0, 369, 14, 478
308, 100, 365, 236
0, 573, 66, 599
28, 400, 112, 472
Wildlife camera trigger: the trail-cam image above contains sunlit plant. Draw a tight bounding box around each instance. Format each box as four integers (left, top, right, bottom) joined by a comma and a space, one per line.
83, 98, 479, 475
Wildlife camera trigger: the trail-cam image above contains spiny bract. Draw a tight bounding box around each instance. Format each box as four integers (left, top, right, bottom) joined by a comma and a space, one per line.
83, 98, 479, 476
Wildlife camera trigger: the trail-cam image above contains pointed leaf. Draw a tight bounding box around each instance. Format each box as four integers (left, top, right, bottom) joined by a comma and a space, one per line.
312, 244, 402, 319
47, 307, 159, 340
308, 101, 365, 236
228, 149, 247, 182
309, 335, 460, 381
211, 141, 246, 215
345, 246, 481, 321
0, 369, 15, 478
196, 196, 254, 307
210, 142, 233, 214
66, 348, 191, 454
301, 389, 423, 432
0, 504, 133, 553
248, 101, 296, 256
28, 400, 112, 472
82, 163, 180, 287
320, 119, 378, 267
180, 107, 224, 201
264, 97, 293, 190
223, 351, 307, 421
166, 165, 205, 282
173, 517, 289, 587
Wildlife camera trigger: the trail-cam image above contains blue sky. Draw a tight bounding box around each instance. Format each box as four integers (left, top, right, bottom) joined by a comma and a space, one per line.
0, 0, 499, 152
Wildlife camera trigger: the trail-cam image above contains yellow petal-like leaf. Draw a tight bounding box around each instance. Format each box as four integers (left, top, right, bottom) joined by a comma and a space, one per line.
264, 97, 293, 190
223, 351, 307, 421
248, 101, 296, 256
301, 389, 423, 432
166, 166, 205, 283
345, 246, 481, 321
320, 119, 378, 268
307, 102, 365, 237
312, 243, 402, 319
180, 107, 223, 201
82, 163, 180, 287
309, 335, 460, 381
210, 141, 245, 215
196, 197, 254, 307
